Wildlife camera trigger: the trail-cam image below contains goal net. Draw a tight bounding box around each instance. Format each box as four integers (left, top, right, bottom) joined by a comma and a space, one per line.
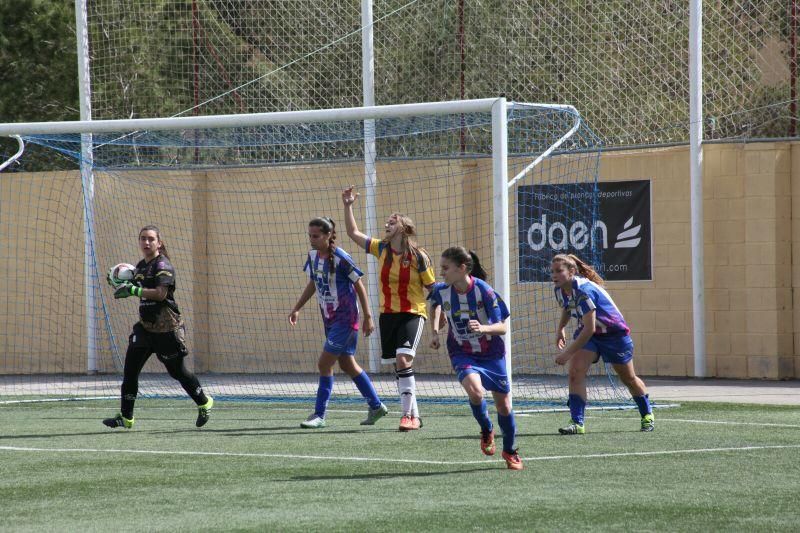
0, 99, 629, 406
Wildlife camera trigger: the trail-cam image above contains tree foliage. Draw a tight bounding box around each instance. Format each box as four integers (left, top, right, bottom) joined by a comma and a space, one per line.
0, 0, 79, 170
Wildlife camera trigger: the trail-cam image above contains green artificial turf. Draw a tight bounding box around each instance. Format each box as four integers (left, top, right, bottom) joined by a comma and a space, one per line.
1, 400, 798, 532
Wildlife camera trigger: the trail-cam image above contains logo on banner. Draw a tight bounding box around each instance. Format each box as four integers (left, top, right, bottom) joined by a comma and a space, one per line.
614, 217, 641, 248
526, 215, 642, 251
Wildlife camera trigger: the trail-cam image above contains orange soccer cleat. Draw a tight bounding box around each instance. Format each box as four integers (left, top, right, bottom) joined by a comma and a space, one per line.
501, 449, 523, 471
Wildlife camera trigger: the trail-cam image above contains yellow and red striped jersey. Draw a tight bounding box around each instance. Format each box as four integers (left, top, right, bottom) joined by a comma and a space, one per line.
366, 238, 435, 317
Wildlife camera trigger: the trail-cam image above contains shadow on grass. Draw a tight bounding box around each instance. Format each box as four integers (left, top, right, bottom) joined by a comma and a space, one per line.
426, 431, 559, 441
283, 465, 501, 482
425, 429, 634, 442
0, 430, 124, 440
0, 424, 402, 439
138, 426, 402, 437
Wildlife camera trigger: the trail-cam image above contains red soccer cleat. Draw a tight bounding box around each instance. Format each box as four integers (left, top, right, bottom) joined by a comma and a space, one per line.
501, 449, 523, 470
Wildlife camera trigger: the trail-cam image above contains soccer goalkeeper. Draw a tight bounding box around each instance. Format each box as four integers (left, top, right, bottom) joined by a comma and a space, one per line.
102, 225, 214, 429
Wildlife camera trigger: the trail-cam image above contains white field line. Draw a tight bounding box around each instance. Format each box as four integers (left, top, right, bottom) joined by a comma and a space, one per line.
2, 443, 800, 465
0, 397, 116, 405
595, 416, 800, 429
0, 445, 494, 465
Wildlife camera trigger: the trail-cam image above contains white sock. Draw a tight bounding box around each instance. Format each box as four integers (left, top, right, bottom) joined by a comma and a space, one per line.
398, 375, 415, 416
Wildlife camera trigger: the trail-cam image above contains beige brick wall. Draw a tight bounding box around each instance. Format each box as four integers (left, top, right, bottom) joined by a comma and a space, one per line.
2, 143, 798, 379
601, 142, 796, 379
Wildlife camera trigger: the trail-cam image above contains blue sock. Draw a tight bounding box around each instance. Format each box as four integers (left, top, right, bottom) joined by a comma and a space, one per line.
315, 375, 334, 417
469, 399, 493, 433
568, 393, 586, 425
633, 394, 652, 417
353, 371, 381, 409
497, 412, 517, 453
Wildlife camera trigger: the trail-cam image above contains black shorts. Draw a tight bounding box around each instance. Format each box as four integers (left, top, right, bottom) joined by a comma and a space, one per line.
378, 312, 425, 363
130, 322, 189, 362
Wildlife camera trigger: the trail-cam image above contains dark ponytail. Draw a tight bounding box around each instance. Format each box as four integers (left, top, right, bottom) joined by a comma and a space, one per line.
441, 246, 487, 280
468, 250, 487, 281
309, 217, 337, 272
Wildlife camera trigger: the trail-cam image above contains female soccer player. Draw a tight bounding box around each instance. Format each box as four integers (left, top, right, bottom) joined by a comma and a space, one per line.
103, 225, 213, 429
551, 253, 654, 434
288, 217, 388, 429
342, 186, 436, 431
428, 247, 522, 470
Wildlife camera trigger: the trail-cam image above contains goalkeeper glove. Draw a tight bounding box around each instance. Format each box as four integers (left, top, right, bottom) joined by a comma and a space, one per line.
114, 281, 143, 299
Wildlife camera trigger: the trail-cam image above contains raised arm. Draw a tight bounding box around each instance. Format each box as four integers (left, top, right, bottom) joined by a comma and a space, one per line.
342, 186, 369, 250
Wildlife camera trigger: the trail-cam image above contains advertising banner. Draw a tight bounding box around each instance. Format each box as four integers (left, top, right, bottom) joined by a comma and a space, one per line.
517, 180, 652, 282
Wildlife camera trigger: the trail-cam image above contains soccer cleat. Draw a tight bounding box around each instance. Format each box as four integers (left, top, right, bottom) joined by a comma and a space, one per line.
398, 415, 422, 431
558, 421, 586, 435
641, 413, 655, 432
480, 429, 496, 456
501, 449, 523, 470
196, 397, 214, 427
300, 414, 326, 429
103, 413, 134, 429
360, 403, 389, 425
398, 415, 413, 431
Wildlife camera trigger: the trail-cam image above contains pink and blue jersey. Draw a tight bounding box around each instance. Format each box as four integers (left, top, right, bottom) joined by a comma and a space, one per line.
428, 277, 510, 360
555, 276, 630, 338
303, 248, 363, 329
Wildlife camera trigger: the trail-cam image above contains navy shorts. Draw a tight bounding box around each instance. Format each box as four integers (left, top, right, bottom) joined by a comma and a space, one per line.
451, 355, 511, 394
582, 334, 634, 365
323, 322, 358, 356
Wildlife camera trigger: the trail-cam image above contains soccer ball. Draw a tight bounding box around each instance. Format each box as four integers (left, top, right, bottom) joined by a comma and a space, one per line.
110, 263, 136, 286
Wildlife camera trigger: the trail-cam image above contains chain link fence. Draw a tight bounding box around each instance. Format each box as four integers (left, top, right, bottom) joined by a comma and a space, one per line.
85, 0, 796, 147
